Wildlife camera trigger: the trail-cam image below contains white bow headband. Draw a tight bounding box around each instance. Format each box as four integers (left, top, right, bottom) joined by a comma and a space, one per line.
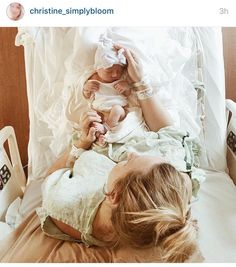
94, 35, 126, 70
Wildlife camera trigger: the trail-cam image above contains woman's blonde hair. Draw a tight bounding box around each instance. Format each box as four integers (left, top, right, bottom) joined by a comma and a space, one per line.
110, 163, 198, 263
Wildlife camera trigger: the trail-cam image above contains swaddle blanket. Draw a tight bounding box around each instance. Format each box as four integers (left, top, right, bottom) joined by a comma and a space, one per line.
94, 34, 126, 70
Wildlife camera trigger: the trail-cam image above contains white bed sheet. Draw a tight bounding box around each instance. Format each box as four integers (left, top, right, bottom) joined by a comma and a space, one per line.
193, 28, 227, 172
192, 170, 236, 262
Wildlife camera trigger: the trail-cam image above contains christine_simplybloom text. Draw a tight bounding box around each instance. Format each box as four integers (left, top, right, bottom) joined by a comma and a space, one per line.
29, 7, 114, 15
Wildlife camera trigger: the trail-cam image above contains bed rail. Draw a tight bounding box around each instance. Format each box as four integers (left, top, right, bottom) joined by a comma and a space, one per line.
0, 126, 26, 220
226, 99, 236, 185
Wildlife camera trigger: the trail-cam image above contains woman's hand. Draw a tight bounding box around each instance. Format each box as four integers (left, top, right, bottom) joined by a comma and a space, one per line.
115, 45, 173, 131
75, 111, 102, 149
114, 45, 144, 83
46, 111, 102, 175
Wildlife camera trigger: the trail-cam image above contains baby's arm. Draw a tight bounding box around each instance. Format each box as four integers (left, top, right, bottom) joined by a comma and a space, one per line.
114, 80, 131, 97
83, 74, 100, 99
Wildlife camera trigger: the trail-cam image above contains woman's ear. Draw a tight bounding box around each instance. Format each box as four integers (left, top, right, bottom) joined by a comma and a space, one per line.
107, 191, 119, 206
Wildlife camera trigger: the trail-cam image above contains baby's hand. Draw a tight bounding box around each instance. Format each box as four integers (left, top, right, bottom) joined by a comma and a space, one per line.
114, 80, 130, 95
83, 80, 100, 99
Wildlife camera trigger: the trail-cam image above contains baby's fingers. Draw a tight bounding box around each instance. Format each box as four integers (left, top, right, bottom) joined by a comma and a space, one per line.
88, 85, 99, 92
87, 81, 100, 89
116, 87, 125, 94
114, 84, 122, 92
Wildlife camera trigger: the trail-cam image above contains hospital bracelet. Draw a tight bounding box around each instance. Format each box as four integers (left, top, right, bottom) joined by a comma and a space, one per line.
70, 144, 86, 159
132, 76, 155, 100
136, 87, 154, 100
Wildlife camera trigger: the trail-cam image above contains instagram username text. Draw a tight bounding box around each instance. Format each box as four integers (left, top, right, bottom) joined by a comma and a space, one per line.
29, 7, 114, 16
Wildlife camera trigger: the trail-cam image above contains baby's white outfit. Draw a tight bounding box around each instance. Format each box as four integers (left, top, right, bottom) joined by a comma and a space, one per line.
91, 79, 128, 112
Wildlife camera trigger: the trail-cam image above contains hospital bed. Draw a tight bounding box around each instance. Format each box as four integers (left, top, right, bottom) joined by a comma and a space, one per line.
0, 27, 236, 262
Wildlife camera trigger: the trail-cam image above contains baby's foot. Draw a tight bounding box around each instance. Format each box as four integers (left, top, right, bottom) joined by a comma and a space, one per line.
92, 122, 107, 134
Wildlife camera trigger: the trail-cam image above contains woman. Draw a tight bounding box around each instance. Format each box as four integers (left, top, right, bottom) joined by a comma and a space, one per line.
38, 47, 199, 262
7, 3, 24, 21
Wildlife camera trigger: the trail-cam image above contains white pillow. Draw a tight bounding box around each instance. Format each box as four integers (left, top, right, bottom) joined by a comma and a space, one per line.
193, 28, 227, 171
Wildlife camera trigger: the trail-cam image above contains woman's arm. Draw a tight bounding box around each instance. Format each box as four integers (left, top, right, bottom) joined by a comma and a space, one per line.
116, 46, 174, 132
135, 85, 173, 132
46, 149, 71, 176
46, 111, 102, 176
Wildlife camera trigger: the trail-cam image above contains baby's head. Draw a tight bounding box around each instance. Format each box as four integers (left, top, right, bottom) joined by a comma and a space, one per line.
97, 64, 125, 83
105, 154, 197, 262
94, 35, 126, 83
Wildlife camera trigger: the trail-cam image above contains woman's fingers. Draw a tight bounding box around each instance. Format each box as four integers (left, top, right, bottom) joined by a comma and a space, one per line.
81, 112, 102, 129
81, 111, 100, 119
113, 44, 123, 52
114, 44, 137, 65
87, 127, 97, 141
124, 49, 137, 66
83, 116, 102, 128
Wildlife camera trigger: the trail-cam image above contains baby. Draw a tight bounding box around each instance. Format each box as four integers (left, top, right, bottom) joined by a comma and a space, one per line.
83, 36, 131, 145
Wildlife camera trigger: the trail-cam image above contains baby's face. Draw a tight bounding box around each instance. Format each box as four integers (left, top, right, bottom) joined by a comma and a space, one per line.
97, 64, 125, 83
9, 3, 21, 19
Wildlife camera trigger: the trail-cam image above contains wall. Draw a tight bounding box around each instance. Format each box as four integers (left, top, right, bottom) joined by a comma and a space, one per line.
0, 27, 29, 168
222, 27, 236, 101
0, 27, 235, 171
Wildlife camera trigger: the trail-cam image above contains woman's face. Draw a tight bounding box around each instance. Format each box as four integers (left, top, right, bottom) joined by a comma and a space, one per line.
106, 153, 166, 193
97, 64, 125, 83
9, 3, 21, 19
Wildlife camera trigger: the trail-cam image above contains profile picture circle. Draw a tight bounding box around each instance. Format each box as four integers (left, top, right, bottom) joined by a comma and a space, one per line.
6, 2, 24, 21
